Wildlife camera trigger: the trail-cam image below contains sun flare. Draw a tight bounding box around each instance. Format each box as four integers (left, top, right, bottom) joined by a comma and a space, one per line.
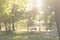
26, 0, 43, 12
35, 0, 43, 9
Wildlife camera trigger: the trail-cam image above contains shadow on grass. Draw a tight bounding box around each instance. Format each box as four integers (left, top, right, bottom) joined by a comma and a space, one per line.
0, 31, 16, 36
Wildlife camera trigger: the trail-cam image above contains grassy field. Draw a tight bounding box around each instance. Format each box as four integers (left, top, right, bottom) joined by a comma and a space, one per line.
0, 31, 59, 40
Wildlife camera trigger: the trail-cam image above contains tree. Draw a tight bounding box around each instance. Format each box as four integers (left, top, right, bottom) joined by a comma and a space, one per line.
0, 0, 10, 31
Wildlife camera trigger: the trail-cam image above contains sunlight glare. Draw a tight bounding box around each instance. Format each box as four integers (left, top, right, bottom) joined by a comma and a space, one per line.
25, 0, 43, 12
36, 0, 43, 9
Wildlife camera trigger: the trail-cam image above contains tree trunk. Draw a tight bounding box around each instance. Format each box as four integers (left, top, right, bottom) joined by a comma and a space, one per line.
8, 23, 11, 31
12, 22, 15, 31
4, 23, 8, 31
0, 24, 1, 31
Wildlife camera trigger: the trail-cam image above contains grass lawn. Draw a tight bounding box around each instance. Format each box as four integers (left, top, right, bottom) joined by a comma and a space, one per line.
0, 31, 59, 40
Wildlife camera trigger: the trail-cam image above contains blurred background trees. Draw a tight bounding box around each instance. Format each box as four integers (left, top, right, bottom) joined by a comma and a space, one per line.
0, 0, 58, 35
0, 0, 60, 40
0, 0, 57, 32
